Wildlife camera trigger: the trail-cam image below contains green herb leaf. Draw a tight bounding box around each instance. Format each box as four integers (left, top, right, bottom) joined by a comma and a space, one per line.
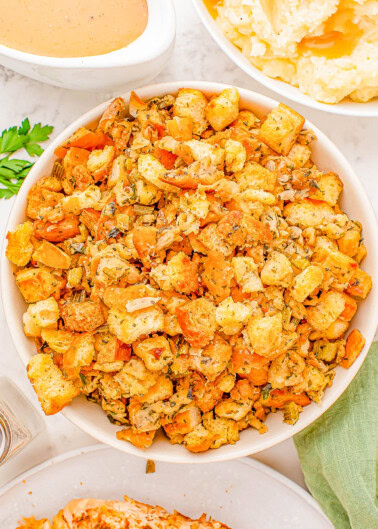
0, 119, 53, 199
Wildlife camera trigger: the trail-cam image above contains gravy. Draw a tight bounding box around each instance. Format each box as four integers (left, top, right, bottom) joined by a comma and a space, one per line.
0, 0, 148, 58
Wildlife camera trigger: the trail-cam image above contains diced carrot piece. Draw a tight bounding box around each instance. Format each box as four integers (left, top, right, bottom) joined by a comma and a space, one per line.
115, 341, 132, 362
339, 293, 357, 321
62, 128, 113, 150
340, 329, 366, 368
262, 389, 311, 409
154, 146, 178, 170
34, 215, 80, 242
54, 146, 68, 158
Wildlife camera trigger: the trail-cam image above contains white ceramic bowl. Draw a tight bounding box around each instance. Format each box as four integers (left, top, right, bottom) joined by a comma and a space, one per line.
192, 0, 378, 117
0, 0, 175, 92
2, 81, 377, 463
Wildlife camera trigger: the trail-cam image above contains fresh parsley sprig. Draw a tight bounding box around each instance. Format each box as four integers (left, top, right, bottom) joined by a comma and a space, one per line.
0, 119, 53, 199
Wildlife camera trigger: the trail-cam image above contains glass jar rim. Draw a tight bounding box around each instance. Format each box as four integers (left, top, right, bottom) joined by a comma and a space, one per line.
0, 411, 11, 464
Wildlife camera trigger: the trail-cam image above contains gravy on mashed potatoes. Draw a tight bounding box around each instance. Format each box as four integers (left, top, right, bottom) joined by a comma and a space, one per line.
0, 0, 148, 58
208, 0, 378, 103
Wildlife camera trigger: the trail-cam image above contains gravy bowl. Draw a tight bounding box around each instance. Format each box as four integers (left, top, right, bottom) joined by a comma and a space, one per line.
0, 0, 175, 92
2, 81, 377, 463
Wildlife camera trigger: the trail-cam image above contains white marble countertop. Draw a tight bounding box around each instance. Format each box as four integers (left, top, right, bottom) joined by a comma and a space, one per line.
0, 0, 377, 492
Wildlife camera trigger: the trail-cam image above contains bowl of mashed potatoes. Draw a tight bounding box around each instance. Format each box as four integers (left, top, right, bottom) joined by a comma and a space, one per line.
194, 0, 378, 116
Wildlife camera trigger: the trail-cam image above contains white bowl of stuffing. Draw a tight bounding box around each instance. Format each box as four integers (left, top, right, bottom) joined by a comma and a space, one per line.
2, 81, 377, 462
193, 0, 378, 116
0, 0, 175, 91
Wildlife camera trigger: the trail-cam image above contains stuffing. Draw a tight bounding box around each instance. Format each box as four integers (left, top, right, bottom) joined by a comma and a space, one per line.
27, 354, 80, 415
8, 87, 370, 454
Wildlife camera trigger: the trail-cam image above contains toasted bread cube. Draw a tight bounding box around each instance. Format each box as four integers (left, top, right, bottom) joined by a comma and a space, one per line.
137, 375, 174, 405
337, 227, 361, 257
224, 139, 246, 172
60, 300, 105, 332
183, 424, 215, 453
184, 139, 224, 166
137, 154, 178, 193
16, 268, 60, 303
61, 185, 101, 215
259, 103, 305, 155
116, 428, 156, 449
114, 358, 158, 397
87, 145, 115, 181
164, 406, 202, 437
215, 297, 252, 335
27, 354, 80, 415
6, 221, 34, 266
41, 329, 75, 354
173, 88, 208, 135
63, 333, 95, 369
32, 240, 71, 269
260, 251, 293, 287
133, 335, 174, 371
291, 265, 324, 302
287, 143, 311, 168
307, 291, 346, 332
26, 186, 63, 220
321, 250, 357, 286
23, 297, 60, 337
191, 334, 232, 381
176, 298, 217, 347
108, 307, 164, 344
150, 252, 199, 295
246, 313, 282, 358
232, 256, 263, 293
202, 251, 233, 303
324, 319, 350, 339
345, 268, 372, 299
206, 88, 239, 131
66, 267, 83, 289
167, 116, 193, 141
234, 161, 276, 192
309, 172, 343, 206
283, 199, 334, 227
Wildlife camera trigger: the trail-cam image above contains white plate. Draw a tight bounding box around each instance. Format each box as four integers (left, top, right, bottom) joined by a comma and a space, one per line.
0, 444, 333, 529
192, 0, 378, 117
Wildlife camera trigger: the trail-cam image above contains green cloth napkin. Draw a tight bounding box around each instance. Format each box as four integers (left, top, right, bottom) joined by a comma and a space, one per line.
294, 342, 378, 529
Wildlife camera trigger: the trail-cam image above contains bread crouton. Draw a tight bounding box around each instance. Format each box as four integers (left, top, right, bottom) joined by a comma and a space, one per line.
23, 298, 60, 337
41, 329, 75, 354
283, 198, 334, 227
108, 307, 164, 344
176, 298, 217, 347
345, 268, 372, 299
309, 172, 343, 206
173, 88, 208, 135
260, 251, 293, 287
27, 354, 80, 415
133, 335, 174, 371
32, 240, 71, 269
259, 104, 305, 155
26, 186, 63, 220
246, 313, 283, 358
6, 221, 34, 266
202, 251, 233, 302
234, 161, 276, 192
205, 88, 240, 131
16, 268, 62, 303
150, 252, 199, 294
190, 334, 232, 381
215, 296, 252, 335
60, 300, 105, 332
291, 265, 324, 302
113, 358, 158, 398
231, 256, 263, 293
307, 290, 346, 331
63, 333, 95, 369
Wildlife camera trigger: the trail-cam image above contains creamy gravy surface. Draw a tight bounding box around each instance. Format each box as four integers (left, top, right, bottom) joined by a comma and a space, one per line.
0, 0, 148, 58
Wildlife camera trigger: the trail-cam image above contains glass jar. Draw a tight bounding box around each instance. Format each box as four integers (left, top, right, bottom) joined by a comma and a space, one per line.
0, 377, 45, 465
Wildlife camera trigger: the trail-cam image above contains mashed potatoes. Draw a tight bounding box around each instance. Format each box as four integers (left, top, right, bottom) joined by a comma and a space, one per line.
213, 0, 378, 104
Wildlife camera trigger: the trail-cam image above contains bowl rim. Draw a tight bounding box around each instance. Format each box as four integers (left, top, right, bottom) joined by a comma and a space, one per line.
2, 80, 378, 463
192, 0, 378, 117
0, 0, 175, 69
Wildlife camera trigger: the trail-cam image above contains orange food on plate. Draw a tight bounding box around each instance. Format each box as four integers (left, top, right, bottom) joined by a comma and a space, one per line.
6, 87, 371, 453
